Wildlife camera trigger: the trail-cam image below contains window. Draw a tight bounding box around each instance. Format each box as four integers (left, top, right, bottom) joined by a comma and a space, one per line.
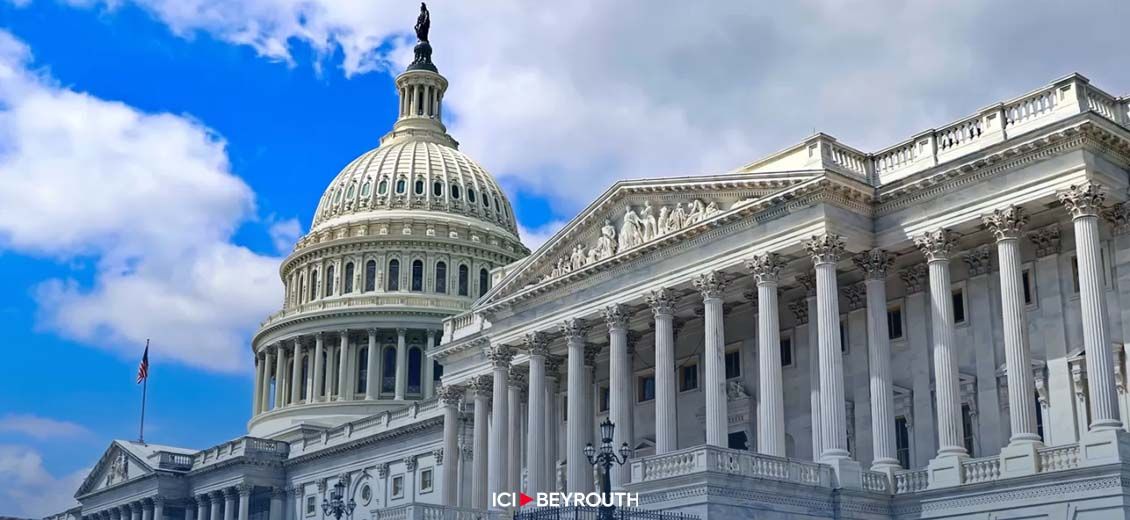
387, 259, 400, 291
952, 288, 966, 324
887, 305, 904, 340
361, 181, 371, 197
433, 181, 443, 197
435, 261, 447, 293
599, 386, 609, 412
725, 350, 741, 379
452, 185, 461, 199
479, 268, 490, 297
382, 347, 397, 392
680, 363, 698, 392
378, 180, 388, 195
468, 188, 477, 203
408, 348, 423, 394
895, 417, 910, 469
345, 184, 355, 199
356, 347, 368, 394
310, 270, 319, 300
781, 336, 793, 368
333, 188, 343, 203
298, 273, 306, 304
325, 264, 335, 296
420, 468, 434, 493
359, 484, 372, 505
494, 197, 501, 212
637, 374, 656, 402
483, 194, 490, 208
961, 403, 975, 457
343, 262, 355, 294
411, 260, 424, 292
414, 179, 424, 195
396, 179, 406, 194
458, 265, 469, 296
305, 496, 316, 516
727, 431, 749, 451
364, 260, 376, 292
391, 475, 404, 499
1021, 268, 1035, 306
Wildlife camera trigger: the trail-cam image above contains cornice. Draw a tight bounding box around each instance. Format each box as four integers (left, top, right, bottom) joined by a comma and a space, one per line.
281, 235, 525, 277
254, 307, 455, 347
283, 416, 442, 465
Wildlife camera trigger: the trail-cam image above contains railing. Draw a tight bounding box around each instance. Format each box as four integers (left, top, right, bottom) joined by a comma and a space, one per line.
630, 446, 833, 488
1038, 444, 1081, 472
961, 456, 1001, 484
292, 398, 442, 456
153, 451, 193, 471
263, 294, 471, 327
515, 507, 698, 520
372, 504, 494, 520
861, 471, 890, 493
192, 436, 289, 469
892, 469, 928, 494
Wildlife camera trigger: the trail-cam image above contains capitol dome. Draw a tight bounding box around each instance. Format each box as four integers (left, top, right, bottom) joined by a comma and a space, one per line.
247, 25, 529, 440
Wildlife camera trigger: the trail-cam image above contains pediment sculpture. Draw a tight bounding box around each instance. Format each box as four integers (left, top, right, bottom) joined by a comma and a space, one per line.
104, 451, 128, 487
542, 199, 722, 282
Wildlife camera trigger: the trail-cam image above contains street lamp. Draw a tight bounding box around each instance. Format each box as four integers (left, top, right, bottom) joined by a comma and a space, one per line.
585, 417, 631, 519
321, 480, 356, 520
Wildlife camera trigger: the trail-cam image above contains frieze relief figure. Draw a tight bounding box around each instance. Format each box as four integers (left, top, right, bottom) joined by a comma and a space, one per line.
539, 199, 723, 283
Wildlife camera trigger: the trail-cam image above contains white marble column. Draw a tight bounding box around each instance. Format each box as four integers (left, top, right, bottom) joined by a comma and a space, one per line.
336, 331, 350, 401
487, 345, 511, 504
438, 384, 462, 506
646, 288, 677, 453
914, 229, 968, 462
525, 333, 548, 496
235, 486, 249, 520
195, 496, 208, 520
183, 501, 195, 520
311, 332, 325, 403
153, 498, 164, 520
395, 328, 408, 400
425, 330, 437, 398
748, 254, 786, 456
326, 344, 338, 400
563, 318, 590, 493
694, 271, 729, 447
507, 367, 525, 492
984, 207, 1042, 446
366, 329, 378, 400
1060, 184, 1122, 431
253, 352, 265, 415
469, 376, 491, 510
854, 249, 900, 472
141, 501, 152, 520
805, 235, 858, 477
289, 340, 303, 405
544, 355, 562, 491
583, 342, 601, 489
271, 345, 285, 410
267, 489, 282, 520
222, 489, 235, 520
604, 304, 631, 487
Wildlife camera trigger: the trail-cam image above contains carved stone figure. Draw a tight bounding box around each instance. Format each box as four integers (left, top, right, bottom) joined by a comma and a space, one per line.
596, 219, 618, 260
704, 201, 720, 219
656, 206, 670, 238
727, 380, 752, 400
668, 203, 686, 232
618, 206, 643, 251
570, 244, 587, 270
686, 199, 707, 226
640, 202, 657, 242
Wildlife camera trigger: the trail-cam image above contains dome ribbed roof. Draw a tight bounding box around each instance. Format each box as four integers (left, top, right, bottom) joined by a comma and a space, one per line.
310, 139, 519, 236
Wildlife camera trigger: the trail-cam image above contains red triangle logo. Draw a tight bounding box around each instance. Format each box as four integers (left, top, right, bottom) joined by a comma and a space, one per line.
518, 492, 534, 507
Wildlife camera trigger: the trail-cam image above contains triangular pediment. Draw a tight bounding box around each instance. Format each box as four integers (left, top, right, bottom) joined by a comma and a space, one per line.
76, 441, 161, 497
480, 170, 826, 307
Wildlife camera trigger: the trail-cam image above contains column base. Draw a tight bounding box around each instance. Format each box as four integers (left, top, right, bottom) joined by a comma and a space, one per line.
1081, 428, 1130, 466
822, 456, 862, 489
999, 440, 1043, 477
926, 453, 969, 489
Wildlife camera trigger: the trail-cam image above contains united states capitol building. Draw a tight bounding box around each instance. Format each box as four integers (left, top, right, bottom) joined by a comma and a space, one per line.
50, 11, 1130, 520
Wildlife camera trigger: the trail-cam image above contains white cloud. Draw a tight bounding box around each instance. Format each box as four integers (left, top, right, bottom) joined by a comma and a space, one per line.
0, 30, 284, 373
48, 0, 1130, 218
0, 415, 90, 440
518, 220, 566, 251
0, 445, 88, 517
267, 216, 302, 254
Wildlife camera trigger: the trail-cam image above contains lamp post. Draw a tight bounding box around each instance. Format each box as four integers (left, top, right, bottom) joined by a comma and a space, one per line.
321, 480, 355, 520
585, 417, 631, 520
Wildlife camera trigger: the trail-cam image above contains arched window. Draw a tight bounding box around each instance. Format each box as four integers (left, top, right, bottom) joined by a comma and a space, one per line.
483, 194, 490, 208
414, 179, 424, 195
382, 347, 397, 392
451, 185, 461, 199
378, 180, 388, 195
310, 270, 320, 300
433, 181, 443, 197
356, 347, 368, 394
408, 347, 423, 394
361, 181, 371, 197
435, 261, 447, 293
468, 188, 477, 203
479, 268, 490, 297
298, 273, 306, 304
333, 189, 343, 203
411, 260, 424, 292
458, 265, 469, 296
325, 264, 335, 296
364, 260, 376, 292
345, 184, 355, 199
396, 179, 406, 194
494, 197, 501, 211
387, 259, 400, 291
343, 262, 354, 294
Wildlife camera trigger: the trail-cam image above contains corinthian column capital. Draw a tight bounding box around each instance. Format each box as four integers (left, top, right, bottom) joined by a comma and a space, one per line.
602, 304, 630, 331
437, 384, 464, 406
982, 206, 1028, 241
1058, 182, 1105, 219
559, 318, 586, 340
852, 249, 894, 280
468, 374, 493, 397
914, 228, 958, 262
645, 288, 676, 317
745, 253, 784, 284
524, 331, 549, 356
486, 345, 512, 367
804, 234, 845, 265
694, 271, 727, 299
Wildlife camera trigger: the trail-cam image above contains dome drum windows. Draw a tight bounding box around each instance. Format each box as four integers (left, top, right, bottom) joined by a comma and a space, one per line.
361, 180, 372, 197
378, 180, 389, 195
433, 181, 443, 197
396, 179, 407, 194
365, 260, 377, 292
411, 260, 424, 292
468, 188, 477, 204
325, 265, 336, 296
479, 268, 490, 298
387, 259, 400, 291
414, 179, 425, 196
451, 185, 461, 200
343, 262, 355, 294
435, 261, 447, 294
458, 264, 470, 296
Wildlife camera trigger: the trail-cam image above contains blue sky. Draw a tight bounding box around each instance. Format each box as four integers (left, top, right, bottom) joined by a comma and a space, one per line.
1, 0, 1129, 516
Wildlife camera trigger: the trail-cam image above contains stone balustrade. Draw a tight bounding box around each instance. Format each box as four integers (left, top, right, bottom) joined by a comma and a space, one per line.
961, 455, 1002, 484
291, 398, 442, 456
370, 504, 496, 520
1037, 444, 1081, 472
893, 469, 929, 494
861, 471, 890, 493
629, 445, 834, 488
191, 437, 288, 470
153, 451, 193, 471
262, 293, 471, 327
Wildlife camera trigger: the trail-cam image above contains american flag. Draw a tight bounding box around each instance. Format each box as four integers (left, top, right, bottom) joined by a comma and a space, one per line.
136, 342, 149, 384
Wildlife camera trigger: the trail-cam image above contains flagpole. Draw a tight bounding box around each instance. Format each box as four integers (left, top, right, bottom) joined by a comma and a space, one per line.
139, 338, 149, 444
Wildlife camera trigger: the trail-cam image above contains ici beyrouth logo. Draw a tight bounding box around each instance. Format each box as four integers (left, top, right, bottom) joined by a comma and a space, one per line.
491, 492, 639, 508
